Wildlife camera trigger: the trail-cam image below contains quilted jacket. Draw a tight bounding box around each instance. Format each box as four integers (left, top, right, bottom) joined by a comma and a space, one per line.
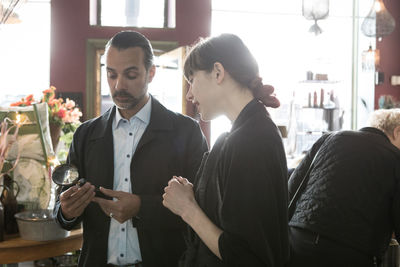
288, 127, 400, 258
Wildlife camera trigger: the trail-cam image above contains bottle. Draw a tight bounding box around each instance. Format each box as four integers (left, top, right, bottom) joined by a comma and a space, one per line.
1, 174, 19, 234
313, 90, 318, 108
320, 88, 324, 108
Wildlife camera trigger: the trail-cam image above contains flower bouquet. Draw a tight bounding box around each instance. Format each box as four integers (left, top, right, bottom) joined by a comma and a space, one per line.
11, 86, 82, 150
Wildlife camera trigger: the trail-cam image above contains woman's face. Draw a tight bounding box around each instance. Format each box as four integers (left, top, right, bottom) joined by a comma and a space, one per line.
186, 70, 222, 121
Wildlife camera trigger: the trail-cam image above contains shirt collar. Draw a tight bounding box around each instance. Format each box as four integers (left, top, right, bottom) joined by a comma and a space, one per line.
113, 96, 152, 129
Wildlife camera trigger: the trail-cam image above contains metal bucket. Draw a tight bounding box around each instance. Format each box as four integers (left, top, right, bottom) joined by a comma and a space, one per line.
14, 209, 69, 241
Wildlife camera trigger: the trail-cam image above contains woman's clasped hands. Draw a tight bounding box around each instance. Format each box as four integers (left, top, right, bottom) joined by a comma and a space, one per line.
162, 176, 199, 219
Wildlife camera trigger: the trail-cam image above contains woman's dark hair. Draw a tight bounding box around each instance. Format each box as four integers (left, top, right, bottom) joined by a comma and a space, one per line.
105, 31, 154, 71
184, 33, 262, 91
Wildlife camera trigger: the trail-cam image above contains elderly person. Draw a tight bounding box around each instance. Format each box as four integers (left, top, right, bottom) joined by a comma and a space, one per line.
287, 108, 400, 267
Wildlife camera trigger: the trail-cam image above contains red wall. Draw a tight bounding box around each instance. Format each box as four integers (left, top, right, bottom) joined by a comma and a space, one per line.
50, 0, 211, 141
50, 0, 211, 112
375, 0, 400, 108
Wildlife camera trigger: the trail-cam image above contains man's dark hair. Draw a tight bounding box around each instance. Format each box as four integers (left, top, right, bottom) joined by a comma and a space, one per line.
105, 31, 154, 71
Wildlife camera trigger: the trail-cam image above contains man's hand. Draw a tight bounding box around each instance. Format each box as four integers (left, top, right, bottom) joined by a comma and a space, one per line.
92, 187, 141, 224
60, 182, 96, 220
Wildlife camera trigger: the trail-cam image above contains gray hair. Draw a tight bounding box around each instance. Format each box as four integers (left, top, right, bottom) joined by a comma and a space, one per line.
368, 108, 400, 138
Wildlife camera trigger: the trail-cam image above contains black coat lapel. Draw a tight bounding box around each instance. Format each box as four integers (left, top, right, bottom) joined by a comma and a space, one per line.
88, 107, 115, 190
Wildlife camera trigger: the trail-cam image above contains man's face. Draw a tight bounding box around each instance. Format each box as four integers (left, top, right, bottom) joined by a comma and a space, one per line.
106, 46, 155, 118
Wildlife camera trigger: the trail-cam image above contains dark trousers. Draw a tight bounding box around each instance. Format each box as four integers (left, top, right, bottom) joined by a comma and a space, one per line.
287, 227, 377, 267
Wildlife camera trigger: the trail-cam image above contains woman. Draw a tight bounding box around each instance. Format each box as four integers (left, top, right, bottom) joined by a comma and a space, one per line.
162, 34, 289, 267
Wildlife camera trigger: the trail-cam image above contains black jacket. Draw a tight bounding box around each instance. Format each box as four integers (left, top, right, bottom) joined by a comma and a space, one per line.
182, 100, 289, 267
288, 127, 400, 258
54, 97, 208, 267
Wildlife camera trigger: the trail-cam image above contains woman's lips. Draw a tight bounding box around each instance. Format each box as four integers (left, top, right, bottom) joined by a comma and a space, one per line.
194, 102, 200, 112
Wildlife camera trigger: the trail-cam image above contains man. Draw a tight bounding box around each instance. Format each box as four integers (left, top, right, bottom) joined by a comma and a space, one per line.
54, 31, 208, 267
287, 108, 400, 267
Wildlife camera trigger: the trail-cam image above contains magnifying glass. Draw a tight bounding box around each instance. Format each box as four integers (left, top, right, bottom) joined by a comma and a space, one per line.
52, 164, 109, 199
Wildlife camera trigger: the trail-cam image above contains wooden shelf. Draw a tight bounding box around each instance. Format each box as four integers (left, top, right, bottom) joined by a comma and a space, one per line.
299, 80, 339, 84
0, 228, 82, 264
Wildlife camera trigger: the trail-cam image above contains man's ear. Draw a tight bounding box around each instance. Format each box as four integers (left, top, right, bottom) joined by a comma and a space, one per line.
213, 62, 225, 84
147, 65, 156, 83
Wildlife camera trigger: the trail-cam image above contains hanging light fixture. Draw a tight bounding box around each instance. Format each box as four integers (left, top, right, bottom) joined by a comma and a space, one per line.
361, 45, 380, 71
361, 0, 395, 73
302, 0, 330, 35
361, 0, 396, 41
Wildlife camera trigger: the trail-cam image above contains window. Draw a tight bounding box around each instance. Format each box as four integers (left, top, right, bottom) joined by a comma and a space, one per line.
209, 0, 375, 150
91, 0, 176, 28
0, 0, 50, 106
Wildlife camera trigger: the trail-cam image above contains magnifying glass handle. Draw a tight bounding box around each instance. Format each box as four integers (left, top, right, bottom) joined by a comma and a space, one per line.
77, 178, 87, 186
76, 178, 111, 199
95, 188, 111, 199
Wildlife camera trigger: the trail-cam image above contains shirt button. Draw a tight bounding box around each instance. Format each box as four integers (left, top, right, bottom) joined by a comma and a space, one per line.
125, 178, 128, 182
129, 132, 133, 136
121, 228, 125, 232
120, 253, 124, 257
127, 154, 130, 158
123, 120, 127, 123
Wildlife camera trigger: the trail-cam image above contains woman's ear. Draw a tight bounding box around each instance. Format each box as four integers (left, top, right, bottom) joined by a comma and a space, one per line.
213, 62, 225, 84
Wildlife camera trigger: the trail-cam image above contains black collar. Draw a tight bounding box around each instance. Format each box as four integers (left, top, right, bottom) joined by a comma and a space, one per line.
231, 99, 264, 132
359, 127, 391, 142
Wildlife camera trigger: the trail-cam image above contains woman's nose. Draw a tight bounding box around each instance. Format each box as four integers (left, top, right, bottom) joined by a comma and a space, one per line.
186, 85, 194, 102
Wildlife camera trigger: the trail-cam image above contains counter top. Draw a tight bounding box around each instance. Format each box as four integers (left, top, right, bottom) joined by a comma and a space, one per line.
0, 228, 82, 264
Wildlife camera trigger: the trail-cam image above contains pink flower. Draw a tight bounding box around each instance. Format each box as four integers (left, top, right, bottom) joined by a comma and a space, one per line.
65, 98, 76, 110
63, 108, 82, 123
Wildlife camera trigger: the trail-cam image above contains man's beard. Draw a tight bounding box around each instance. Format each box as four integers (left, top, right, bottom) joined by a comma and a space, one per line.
112, 91, 146, 110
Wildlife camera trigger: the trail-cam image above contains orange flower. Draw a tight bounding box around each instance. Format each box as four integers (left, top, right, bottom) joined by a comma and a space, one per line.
9, 86, 82, 127
25, 94, 34, 102
10, 101, 23, 107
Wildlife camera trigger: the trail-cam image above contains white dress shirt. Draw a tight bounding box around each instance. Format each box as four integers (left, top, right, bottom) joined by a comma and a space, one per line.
108, 98, 151, 265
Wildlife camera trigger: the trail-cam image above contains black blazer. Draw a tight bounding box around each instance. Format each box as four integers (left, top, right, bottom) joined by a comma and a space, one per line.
54, 97, 208, 267
183, 100, 289, 267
